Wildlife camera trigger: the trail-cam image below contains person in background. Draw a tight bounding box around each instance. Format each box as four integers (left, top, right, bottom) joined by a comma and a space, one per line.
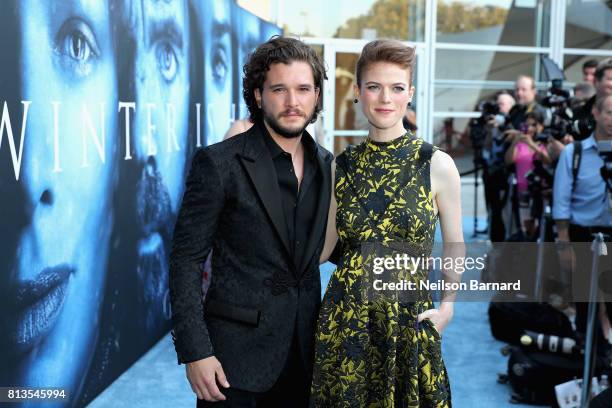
582, 59, 598, 86
505, 111, 551, 238
402, 107, 417, 132
574, 81, 596, 102
224, 118, 254, 139
509, 75, 546, 130
483, 91, 516, 241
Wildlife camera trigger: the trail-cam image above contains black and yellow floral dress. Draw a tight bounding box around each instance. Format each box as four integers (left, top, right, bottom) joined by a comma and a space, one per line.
311, 133, 451, 407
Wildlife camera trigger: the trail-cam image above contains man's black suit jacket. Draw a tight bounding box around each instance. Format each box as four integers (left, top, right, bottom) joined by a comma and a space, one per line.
169, 123, 333, 392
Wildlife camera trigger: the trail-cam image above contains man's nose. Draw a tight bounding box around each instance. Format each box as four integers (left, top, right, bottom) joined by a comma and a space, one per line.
285, 89, 299, 107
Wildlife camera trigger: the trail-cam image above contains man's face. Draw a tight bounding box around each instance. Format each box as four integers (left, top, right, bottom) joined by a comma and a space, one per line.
583, 67, 596, 85
132, 0, 189, 212
0, 0, 117, 397
203, 0, 234, 145
595, 96, 612, 139
515, 77, 536, 106
254, 62, 319, 138
235, 7, 262, 120
497, 94, 515, 115
596, 68, 612, 99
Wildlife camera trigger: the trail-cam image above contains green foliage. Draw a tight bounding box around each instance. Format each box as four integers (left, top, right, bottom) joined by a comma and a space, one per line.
333, 0, 508, 39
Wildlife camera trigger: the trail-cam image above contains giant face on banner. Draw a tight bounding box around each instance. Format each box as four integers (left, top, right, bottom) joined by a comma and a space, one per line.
202, 0, 235, 145
0, 1, 280, 406
234, 4, 262, 121
119, 0, 191, 336
0, 0, 118, 404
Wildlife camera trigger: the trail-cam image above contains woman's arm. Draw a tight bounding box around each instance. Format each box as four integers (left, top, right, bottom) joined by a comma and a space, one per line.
319, 160, 338, 264
419, 150, 465, 333
534, 142, 552, 165
505, 133, 521, 165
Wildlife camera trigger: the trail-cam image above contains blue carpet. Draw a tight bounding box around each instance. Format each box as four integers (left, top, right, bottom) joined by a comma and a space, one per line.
91, 216, 534, 407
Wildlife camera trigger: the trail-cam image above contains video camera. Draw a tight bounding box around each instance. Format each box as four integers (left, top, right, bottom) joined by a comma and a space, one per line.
469, 100, 511, 165
540, 59, 593, 140
540, 79, 590, 141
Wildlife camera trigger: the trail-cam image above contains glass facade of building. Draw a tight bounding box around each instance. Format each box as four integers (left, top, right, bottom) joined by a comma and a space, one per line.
240, 0, 612, 156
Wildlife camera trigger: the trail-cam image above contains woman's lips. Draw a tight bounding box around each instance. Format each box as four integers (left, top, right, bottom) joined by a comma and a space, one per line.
375, 109, 394, 114
5, 265, 74, 354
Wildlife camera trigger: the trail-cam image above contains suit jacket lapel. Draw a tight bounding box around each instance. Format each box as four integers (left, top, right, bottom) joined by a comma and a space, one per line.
298, 149, 331, 275
238, 126, 292, 258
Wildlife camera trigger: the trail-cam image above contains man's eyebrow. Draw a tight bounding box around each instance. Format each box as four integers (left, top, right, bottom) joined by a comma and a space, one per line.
268, 83, 314, 88
148, 18, 184, 49
212, 21, 231, 38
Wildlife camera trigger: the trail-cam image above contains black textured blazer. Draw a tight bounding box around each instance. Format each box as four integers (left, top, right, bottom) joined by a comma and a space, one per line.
169, 123, 333, 392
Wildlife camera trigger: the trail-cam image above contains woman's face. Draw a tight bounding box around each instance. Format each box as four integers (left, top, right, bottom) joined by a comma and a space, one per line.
526, 118, 542, 138
1, 0, 117, 401
355, 62, 414, 132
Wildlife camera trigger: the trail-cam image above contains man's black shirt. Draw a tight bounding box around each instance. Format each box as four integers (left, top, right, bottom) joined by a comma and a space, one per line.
262, 123, 321, 270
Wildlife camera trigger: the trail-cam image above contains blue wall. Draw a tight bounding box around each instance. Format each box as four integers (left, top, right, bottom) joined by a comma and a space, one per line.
0, 1, 280, 406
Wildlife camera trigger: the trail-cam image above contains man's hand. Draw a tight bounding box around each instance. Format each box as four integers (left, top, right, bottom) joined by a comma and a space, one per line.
186, 356, 230, 402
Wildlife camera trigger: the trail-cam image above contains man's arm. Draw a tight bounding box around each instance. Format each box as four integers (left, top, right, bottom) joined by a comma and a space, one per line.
552, 143, 574, 237
169, 148, 225, 364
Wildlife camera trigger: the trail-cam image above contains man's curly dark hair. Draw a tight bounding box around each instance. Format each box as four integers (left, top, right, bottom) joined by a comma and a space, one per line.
242, 36, 327, 124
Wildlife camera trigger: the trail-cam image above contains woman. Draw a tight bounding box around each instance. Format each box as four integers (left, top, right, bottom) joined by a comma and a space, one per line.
504, 111, 551, 238
311, 39, 463, 407
0, 0, 118, 405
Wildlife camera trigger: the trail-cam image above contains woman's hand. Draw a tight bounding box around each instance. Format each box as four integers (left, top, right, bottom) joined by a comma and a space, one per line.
418, 305, 454, 336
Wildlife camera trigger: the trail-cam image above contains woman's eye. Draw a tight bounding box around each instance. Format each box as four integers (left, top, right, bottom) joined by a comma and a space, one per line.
367, 85, 379, 90
55, 18, 100, 76
394, 86, 406, 92
67, 32, 91, 61
157, 41, 178, 82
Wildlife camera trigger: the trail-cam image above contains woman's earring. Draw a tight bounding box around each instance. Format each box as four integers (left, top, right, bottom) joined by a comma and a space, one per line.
407, 101, 412, 107
353, 98, 358, 104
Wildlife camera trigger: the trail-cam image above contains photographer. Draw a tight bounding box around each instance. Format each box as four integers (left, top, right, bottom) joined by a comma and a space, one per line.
505, 111, 551, 239
554, 95, 612, 350
480, 91, 515, 241
509, 75, 547, 130
572, 58, 612, 140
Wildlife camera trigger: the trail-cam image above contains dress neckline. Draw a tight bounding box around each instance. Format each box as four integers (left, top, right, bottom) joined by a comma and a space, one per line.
365, 132, 413, 150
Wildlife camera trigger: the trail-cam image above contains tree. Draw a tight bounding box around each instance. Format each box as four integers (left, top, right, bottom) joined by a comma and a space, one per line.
333, 0, 508, 39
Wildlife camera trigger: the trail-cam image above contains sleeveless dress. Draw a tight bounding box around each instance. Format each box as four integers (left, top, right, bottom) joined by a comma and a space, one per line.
311, 133, 451, 407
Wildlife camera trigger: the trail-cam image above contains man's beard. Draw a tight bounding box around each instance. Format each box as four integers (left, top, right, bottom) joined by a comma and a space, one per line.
262, 104, 315, 139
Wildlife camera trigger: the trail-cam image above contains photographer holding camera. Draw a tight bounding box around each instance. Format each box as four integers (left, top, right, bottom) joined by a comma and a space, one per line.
509, 75, 547, 130
479, 92, 516, 241
571, 58, 612, 141
505, 111, 551, 239
553, 94, 612, 346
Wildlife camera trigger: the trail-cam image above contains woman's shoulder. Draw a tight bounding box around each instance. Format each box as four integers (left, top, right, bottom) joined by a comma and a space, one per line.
430, 147, 458, 182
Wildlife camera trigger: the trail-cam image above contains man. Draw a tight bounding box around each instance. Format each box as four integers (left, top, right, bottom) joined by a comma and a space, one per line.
483, 91, 515, 241
582, 59, 598, 86
573, 58, 612, 140
169, 37, 332, 407
553, 95, 612, 386
574, 82, 596, 102
509, 75, 546, 129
